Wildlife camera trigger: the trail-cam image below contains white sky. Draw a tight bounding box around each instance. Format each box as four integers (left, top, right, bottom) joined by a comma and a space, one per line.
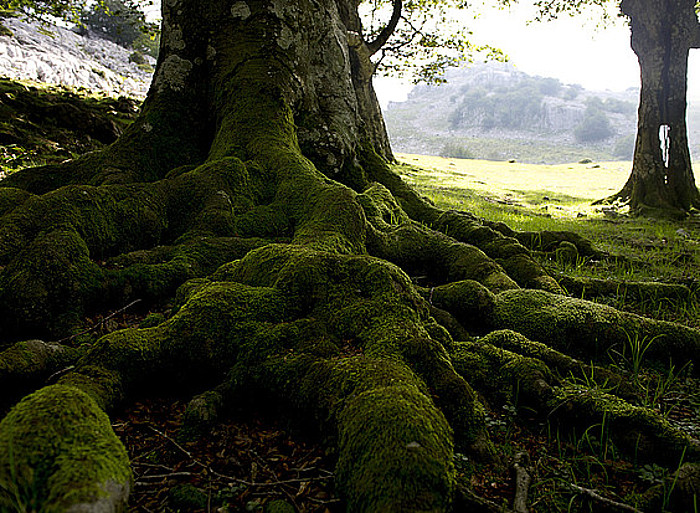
374, 4, 700, 107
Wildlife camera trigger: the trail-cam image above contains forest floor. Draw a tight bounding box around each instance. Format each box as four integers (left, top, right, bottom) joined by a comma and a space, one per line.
1, 80, 699, 512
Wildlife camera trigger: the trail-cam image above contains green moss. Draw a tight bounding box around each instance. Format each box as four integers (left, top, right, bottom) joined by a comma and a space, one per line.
59, 280, 293, 410
0, 229, 105, 338
58, 365, 125, 411
452, 338, 554, 408
491, 289, 700, 366
337, 384, 454, 512
139, 312, 167, 328
426, 306, 473, 344
426, 280, 496, 334
358, 183, 412, 229
549, 386, 700, 464
265, 499, 295, 513
432, 211, 563, 293
514, 229, 601, 259
249, 353, 455, 511
362, 202, 519, 293
558, 275, 692, 303
400, 337, 490, 453
0, 384, 131, 512
179, 390, 224, 440
482, 329, 637, 400
169, 484, 208, 510
0, 340, 83, 406
0, 187, 32, 217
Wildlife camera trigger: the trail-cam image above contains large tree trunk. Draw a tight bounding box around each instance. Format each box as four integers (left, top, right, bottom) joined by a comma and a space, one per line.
611, 0, 700, 216
1, 0, 699, 511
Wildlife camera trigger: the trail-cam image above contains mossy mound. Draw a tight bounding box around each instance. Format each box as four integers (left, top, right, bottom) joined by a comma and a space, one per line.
0, 385, 131, 512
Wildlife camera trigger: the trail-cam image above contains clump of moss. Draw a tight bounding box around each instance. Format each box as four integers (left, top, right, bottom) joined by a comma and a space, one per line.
265, 499, 295, 513
0, 384, 131, 512
169, 484, 208, 510
337, 384, 454, 512
423, 280, 496, 334
549, 386, 700, 464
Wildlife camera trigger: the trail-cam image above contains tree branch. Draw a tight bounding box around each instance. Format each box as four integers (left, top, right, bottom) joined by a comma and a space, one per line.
366, 0, 403, 56
569, 483, 643, 513
512, 452, 531, 513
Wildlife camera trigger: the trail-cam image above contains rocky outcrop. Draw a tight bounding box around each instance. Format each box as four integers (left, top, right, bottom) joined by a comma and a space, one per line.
0, 18, 153, 98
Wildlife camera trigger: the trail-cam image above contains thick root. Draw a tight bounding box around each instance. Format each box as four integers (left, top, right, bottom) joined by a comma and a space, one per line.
0, 385, 132, 512
491, 289, 700, 367
558, 275, 693, 303
0, 340, 83, 408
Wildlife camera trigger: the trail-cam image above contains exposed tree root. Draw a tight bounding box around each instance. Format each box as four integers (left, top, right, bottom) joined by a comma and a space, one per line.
558, 275, 693, 303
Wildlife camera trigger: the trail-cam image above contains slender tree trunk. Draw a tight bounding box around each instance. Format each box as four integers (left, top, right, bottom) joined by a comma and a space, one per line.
612, 0, 700, 215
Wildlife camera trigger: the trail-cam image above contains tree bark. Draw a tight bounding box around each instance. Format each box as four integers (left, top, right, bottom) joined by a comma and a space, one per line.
611, 0, 700, 215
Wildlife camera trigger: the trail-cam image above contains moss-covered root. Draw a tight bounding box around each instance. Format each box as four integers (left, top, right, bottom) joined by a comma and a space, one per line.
0, 340, 83, 407
480, 330, 638, 400
491, 289, 700, 367
252, 355, 457, 512
511, 229, 605, 260
0, 229, 105, 339
0, 384, 131, 512
432, 210, 563, 293
638, 463, 700, 512
360, 184, 518, 293
338, 384, 454, 512
401, 336, 493, 457
0, 154, 281, 338
359, 158, 562, 293
558, 275, 693, 303
55, 279, 292, 411
418, 280, 497, 335
549, 386, 700, 465
450, 335, 699, 466
451, 338, 555, 408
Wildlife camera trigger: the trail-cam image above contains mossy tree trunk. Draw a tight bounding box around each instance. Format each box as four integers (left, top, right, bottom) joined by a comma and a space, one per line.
608, 0, 700, 216
0, 0, 699, 511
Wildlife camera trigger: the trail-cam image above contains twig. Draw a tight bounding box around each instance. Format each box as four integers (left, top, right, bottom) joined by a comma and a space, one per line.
132, 462, 175, 471
454, 482, 515, 513
569, 483, 644, 513
55, 299, 142, 343
207, 474, 212, 513
305, 496, 342, 505
512, 452, 531, 513
147, 426, 334, 488
250, 449, 300, 508
137, 471, 197, 481
46, 365, 75, 383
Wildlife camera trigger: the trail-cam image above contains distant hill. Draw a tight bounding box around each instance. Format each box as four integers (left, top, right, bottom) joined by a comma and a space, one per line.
384, 63, 648, 164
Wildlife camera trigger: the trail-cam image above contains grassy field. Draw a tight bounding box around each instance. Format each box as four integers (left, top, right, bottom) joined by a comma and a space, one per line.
397, 153, 632, 206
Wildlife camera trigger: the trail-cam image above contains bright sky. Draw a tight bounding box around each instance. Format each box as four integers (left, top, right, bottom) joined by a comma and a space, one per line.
374, 4, 700, 107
